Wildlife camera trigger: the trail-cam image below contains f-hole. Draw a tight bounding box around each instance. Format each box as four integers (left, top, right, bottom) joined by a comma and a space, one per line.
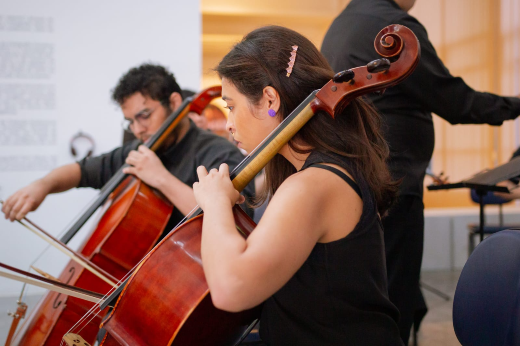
53, 267, 75, 309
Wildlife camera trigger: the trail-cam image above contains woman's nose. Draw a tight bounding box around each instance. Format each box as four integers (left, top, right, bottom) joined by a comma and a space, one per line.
226, 117, 235, 135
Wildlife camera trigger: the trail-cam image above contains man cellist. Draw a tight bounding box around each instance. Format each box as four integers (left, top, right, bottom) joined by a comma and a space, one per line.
2, 63, 255, 238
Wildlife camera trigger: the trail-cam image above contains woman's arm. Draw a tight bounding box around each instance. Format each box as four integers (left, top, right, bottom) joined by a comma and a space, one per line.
194, 163, 360, 312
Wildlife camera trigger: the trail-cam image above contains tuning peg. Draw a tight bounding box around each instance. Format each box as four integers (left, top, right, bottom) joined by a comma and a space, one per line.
366, 58, 391, 73
333, 69, 355, 83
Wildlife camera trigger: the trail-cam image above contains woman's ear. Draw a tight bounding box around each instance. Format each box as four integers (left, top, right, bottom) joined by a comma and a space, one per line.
169, 92, 183, 111
263, 86, 280, 113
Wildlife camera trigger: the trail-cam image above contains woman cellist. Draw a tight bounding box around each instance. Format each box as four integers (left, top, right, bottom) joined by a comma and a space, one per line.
62, 24, 419, 346
1, 63, 254, 345
192, 25, 404, 345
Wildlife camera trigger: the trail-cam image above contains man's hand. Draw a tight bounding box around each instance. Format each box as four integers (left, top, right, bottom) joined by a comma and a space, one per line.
2, 181, 51, 221
123, 145, 170, 189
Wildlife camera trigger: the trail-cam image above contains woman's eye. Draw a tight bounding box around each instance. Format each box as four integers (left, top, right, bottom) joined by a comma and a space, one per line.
225, 106, 234, 111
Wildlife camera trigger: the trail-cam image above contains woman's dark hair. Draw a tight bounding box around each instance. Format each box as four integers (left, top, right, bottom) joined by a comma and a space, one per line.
216, 25, 397, 215
112, 63, 182, 107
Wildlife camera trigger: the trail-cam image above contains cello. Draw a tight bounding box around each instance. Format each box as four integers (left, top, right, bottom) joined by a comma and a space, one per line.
7, 86, 222, 346
64, 24, 420, 346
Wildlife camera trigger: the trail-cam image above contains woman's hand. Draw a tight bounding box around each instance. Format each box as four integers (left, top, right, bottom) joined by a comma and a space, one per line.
123, 145, 169, 189
193, 163, 244, 211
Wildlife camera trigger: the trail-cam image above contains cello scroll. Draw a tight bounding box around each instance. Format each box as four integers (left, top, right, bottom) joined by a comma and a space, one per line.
312, 24, 420, 118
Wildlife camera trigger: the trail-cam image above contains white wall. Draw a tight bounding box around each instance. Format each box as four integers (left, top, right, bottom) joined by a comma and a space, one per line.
423, 205, 520, 271
0, 1, 201, 296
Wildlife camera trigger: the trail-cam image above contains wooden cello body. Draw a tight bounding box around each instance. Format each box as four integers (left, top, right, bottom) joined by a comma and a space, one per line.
101, 206, 259, 346
64, 25, 420, 346
8, 87, 222, 346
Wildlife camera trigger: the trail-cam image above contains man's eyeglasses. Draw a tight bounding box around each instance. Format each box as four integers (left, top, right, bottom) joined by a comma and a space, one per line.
121, 109, 155, 132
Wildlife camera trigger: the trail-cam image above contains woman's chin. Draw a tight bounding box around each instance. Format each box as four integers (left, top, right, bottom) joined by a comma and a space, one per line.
235, 142, 250, 155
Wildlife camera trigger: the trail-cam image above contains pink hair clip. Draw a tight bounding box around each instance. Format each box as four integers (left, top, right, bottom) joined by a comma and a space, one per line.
286, 45, 298, 77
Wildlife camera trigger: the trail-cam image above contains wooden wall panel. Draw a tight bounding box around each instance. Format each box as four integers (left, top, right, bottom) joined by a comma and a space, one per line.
201, 0, 350, 87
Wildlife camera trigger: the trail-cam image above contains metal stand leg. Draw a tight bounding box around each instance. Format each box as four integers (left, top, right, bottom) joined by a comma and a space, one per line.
419, 281, 450, 301
468, 230, 475, 257
478, 191, 485, 242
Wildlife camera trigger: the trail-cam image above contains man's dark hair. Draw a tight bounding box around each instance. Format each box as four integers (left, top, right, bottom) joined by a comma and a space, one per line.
112, 63, 182, 106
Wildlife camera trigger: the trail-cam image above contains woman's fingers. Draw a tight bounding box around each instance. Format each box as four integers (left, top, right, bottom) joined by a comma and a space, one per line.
236, 194, 246, 204
219, 163, 229, 176
197, 166, 209, 180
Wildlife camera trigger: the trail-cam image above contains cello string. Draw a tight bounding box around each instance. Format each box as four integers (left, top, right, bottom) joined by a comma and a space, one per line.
64, 207, 199, 338
53, 192, 106, 239
42, 165, 227, 339
65, 200, 185, 336
69, 304, 103, 338
67, 194, 213, 338
65, 184, 251, 339
63, 286, 108, 337
65, 164, 250, 337
23, 244, 55, 303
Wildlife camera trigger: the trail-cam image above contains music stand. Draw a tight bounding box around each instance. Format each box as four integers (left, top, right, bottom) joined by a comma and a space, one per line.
427, 157, 520, 241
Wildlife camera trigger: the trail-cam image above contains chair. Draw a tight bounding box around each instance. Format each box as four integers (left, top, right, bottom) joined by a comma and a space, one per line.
467, 189, 519, 255
453, 229, 520, 345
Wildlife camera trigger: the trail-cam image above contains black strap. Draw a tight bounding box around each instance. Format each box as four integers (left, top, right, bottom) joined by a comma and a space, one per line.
308, 163, 362, 199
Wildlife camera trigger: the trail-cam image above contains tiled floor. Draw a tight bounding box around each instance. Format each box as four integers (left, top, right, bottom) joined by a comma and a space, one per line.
0, 270, 461, 345
414, 270, 461, 346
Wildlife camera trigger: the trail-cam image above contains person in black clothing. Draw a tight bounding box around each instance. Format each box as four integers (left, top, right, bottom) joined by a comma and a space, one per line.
2, 64, 254, 238
192, 25, 403, 345
321, 0, 520, 343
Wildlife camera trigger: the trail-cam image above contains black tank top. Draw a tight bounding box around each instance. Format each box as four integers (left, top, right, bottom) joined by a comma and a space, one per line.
259, 151, 403, 346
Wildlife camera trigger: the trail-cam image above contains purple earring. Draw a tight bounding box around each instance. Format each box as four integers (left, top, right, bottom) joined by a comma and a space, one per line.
268, 109, 276, 117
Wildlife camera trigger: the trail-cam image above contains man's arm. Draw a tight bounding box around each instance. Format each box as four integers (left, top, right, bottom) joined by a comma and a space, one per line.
398, 16, 520, 125
2, 163, 81, 221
